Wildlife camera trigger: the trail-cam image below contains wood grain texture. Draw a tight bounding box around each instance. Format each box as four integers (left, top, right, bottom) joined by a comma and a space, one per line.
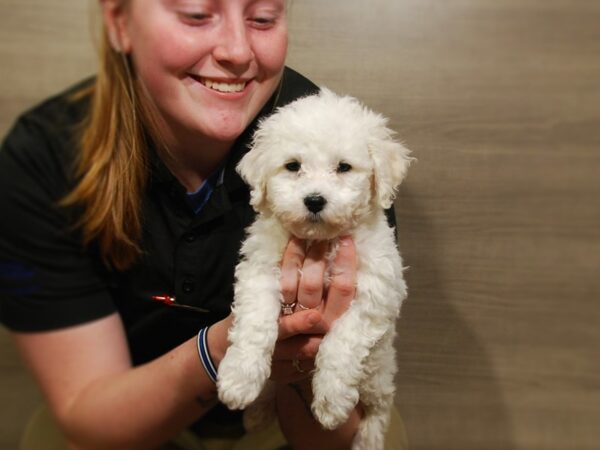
1, 1, 599, 449
0, 0, 97, 136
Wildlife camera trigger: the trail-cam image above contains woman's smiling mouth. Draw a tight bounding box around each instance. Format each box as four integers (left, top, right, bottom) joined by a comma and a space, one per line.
190, 75, 249, 93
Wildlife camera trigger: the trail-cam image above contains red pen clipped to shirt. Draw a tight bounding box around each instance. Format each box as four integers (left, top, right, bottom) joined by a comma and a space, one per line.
150, 295, 210, 313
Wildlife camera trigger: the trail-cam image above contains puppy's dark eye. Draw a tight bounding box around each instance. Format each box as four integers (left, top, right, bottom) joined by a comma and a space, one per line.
336, 162, 352, 173
285, 161, 301, 172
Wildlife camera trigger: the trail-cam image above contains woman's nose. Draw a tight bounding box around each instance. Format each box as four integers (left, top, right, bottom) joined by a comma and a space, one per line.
213, 18, 254, 68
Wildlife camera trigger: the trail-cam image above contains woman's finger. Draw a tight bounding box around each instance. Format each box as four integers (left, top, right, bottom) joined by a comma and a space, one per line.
322, 236, 357, 322
272, 334, 321, 360
277, 309, 324, 340
280, 238, 305, 304
297, 241, 328, 309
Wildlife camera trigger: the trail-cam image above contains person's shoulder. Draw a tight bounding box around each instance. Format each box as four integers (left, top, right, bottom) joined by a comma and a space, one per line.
276, 66, 320, 107
0, 77, 94, 189
13, 76, 94, 140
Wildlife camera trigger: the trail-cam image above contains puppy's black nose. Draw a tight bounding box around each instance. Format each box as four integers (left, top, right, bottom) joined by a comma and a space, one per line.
304, 194, 327, 213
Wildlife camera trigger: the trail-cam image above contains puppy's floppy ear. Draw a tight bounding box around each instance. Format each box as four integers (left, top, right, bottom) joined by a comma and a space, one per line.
369, 130, 413, 209
236, 140, 269, 213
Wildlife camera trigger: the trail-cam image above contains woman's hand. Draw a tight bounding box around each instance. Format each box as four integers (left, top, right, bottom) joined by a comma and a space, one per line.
272, 236, 363, 449
270, 236, 357, 383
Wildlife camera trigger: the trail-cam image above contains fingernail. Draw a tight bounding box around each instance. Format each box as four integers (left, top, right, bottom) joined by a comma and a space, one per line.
340, 236, 351, 246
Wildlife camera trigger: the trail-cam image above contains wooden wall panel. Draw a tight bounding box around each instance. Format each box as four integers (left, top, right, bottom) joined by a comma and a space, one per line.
1, 1, 599, 449
0, 0, 97, 136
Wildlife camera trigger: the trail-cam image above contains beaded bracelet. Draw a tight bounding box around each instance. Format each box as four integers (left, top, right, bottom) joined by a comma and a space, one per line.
197, 327, 218, 384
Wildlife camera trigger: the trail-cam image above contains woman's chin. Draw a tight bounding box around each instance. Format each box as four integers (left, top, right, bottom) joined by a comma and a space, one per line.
192, 120, 248, 144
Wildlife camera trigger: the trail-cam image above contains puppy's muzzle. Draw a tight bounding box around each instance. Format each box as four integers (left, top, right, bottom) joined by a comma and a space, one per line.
303, 194, 327, 213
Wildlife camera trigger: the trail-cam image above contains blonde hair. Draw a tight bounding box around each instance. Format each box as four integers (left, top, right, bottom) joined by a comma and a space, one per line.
62, 24, 147, 271
64, 1, 289, 270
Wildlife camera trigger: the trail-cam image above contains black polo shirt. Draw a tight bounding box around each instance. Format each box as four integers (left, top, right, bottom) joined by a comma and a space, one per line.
0, 67, 319, 365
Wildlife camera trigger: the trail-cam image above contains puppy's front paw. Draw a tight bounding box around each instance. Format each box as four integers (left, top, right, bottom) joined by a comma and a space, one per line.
217, 348, 269, 410
311, 372, 360, 429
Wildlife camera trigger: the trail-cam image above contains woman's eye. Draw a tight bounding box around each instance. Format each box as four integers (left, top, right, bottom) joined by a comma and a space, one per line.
179, 12, 211, 24
336, 162, 352, 173
285, 161, 301, 172
253, 17, 274, 24
248, 16, 277, 28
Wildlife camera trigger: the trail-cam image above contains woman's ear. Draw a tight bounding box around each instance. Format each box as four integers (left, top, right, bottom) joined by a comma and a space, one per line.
369, 135, 414, 209
99, 0, 131, 53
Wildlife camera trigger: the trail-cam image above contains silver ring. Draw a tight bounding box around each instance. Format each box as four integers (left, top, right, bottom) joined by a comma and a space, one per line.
296, 303, 311, 311
292, 358, 306, 374
281, 301, 297, 316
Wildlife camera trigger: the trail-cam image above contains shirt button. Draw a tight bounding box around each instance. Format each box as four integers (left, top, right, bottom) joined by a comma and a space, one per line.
182, 281, 195, 293
184, 233, 196, 243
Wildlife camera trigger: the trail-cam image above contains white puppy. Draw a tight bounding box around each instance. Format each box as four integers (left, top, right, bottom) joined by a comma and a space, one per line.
217, 88, 411, 450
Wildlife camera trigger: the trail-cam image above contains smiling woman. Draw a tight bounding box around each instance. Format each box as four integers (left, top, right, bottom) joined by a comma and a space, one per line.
0, 0, 407, 448
110, 0, 287, 146
66, 0, 288, 271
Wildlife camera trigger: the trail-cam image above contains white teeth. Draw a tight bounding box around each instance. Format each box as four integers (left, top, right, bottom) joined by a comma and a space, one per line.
201, 79, 246, 93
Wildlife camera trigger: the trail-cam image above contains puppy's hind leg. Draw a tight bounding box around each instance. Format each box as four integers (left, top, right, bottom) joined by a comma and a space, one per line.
352, 330, 397, 450
311, 304, 366, 430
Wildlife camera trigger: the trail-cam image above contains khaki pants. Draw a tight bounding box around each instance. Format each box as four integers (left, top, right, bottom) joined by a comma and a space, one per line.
20, 405, 408, 450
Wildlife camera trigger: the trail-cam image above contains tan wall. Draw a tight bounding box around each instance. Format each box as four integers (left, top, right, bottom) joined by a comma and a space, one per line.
1, 1, 599, 449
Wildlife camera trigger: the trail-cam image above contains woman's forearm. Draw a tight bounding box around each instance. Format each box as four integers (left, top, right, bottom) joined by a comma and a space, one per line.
13, 313, 233, 450
61, 335, 217, 450
276, 378, 361, 450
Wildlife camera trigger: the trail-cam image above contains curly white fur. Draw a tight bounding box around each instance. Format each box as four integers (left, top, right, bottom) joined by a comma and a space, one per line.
217, 88, 412, 450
